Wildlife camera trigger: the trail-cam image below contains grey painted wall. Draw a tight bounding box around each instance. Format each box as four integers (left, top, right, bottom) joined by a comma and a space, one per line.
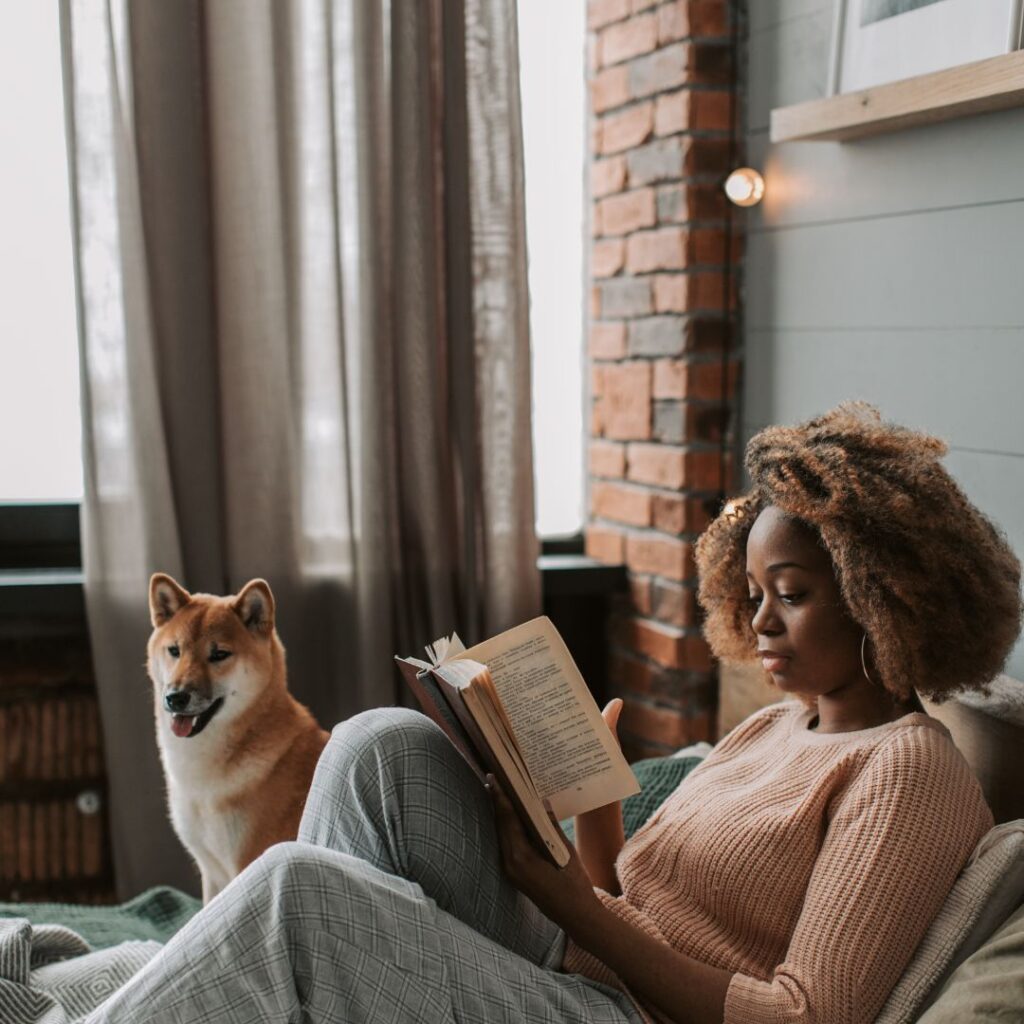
742, 0, 1024, 680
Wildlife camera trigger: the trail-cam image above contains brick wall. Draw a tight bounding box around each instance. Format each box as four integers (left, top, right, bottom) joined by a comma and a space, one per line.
585, 0, 739, 760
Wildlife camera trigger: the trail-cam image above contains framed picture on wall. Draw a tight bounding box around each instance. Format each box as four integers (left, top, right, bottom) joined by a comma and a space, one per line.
829, 0, 1024, 95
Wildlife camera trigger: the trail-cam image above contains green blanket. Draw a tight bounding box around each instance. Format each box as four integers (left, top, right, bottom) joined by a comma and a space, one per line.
0, 885, 201, 950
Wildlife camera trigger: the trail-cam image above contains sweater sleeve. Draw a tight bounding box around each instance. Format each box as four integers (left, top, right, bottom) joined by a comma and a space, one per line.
724, 729, 993, 1024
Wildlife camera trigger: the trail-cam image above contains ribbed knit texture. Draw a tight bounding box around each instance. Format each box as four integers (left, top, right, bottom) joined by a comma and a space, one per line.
562, 702, 994, 1024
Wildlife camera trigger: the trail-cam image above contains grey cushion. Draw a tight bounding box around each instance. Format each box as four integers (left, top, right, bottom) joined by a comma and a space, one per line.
875, 821, 1024, 1023
916, 899, 1024, 1022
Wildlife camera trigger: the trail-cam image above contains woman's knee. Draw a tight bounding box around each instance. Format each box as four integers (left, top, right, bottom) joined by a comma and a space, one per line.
320, 706, 447, 776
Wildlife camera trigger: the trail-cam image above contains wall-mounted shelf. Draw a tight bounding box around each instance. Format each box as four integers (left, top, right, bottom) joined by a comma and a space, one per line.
771, 49, 1024, 143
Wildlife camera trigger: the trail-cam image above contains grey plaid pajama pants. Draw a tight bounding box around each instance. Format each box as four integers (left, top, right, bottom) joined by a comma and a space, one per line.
85, 708, 644, 1023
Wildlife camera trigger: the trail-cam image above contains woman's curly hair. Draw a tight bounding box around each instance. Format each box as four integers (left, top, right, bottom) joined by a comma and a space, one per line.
695, 403, 1023, 703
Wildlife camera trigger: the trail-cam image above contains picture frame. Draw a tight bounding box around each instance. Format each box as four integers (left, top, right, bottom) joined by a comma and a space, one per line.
828, 0, 1024, 96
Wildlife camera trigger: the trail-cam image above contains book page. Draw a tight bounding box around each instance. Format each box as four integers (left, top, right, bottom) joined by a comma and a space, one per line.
458, 617, 638, 819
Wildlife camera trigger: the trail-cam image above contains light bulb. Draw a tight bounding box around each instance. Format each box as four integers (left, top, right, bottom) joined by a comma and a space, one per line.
724, 167, 765, 207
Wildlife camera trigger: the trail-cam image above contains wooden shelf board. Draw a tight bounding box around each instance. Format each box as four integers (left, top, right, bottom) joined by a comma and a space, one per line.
771, 50, 1024, 143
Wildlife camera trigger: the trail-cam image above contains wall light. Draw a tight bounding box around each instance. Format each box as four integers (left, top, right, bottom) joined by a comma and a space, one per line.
723, 167, 765, 207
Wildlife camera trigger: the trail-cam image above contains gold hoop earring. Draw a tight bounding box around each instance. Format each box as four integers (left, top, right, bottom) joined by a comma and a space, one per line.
860, 633, 872, 683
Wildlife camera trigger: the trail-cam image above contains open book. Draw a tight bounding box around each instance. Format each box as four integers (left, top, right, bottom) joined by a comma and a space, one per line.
395, 616, 639, 866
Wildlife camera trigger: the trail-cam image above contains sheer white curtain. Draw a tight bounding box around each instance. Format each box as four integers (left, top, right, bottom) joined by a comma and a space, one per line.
61, 0, 539, 898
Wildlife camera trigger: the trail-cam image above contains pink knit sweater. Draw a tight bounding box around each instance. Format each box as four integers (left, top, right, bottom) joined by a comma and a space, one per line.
562, 701, 993, 1024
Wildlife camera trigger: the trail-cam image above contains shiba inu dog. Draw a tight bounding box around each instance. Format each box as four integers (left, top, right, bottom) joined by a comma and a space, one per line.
147, 573, 329, 903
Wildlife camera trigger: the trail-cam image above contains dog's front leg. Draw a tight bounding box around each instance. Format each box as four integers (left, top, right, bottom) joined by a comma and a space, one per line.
201, 874, 221, 906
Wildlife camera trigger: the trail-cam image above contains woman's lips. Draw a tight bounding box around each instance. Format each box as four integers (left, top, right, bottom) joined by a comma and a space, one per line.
760, 652, 790, 673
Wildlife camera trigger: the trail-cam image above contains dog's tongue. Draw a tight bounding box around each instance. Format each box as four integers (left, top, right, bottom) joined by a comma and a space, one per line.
171, 714, 196, 738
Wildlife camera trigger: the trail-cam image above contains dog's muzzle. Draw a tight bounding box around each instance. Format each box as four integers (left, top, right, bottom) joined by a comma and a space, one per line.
165, 692, 224, 739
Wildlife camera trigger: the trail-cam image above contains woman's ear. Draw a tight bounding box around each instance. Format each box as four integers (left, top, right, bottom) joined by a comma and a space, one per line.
232, 579, 276, 635
149, 574, 191, 628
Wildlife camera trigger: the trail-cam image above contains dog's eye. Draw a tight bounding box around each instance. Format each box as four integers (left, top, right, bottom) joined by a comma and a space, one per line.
168, 645, 180, 658
209, 649, 231, 663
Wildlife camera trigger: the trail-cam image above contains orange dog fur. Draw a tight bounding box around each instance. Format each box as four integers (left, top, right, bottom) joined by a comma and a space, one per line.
147, 574, 329, 903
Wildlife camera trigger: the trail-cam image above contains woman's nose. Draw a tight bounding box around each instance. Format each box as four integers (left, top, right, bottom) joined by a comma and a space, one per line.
751, 597, 781, 636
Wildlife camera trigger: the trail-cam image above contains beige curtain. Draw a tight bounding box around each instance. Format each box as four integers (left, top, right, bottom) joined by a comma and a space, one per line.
60, 0, 539, 898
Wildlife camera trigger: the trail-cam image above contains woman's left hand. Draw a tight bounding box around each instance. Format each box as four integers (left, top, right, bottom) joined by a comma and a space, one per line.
487, 775, 602, 931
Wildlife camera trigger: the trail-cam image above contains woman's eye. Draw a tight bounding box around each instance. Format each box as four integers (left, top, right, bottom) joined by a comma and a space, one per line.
779, 593, 805, 605
747, 594, 762, 606
209, 649, 231, 663
168, 645, 180, 658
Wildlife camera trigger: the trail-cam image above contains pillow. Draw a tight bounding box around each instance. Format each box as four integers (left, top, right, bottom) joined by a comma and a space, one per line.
561, 753, 705, 844
875, 821, 1024, 1024
916, 900, 1024, 1023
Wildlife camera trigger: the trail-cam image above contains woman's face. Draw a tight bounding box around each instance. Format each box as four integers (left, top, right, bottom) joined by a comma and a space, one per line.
745, 505, 864, 700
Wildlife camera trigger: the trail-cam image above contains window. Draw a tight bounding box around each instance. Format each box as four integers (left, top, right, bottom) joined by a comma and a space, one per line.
518, 0, 586, 539
0, 4, 82, 503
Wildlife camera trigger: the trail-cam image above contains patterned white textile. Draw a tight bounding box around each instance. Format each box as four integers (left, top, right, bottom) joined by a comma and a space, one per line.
69, 709, 643, 1023
0, 917, 160, 1023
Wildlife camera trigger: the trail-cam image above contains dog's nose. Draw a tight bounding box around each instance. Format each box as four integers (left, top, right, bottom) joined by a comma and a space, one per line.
165, 690, 191, 713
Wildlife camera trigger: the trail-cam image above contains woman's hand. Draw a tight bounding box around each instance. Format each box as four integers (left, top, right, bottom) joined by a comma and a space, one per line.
487, 776, 602, 932
574, 698, 626, 893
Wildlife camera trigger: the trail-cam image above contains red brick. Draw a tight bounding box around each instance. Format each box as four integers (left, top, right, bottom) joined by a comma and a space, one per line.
684, 448, 728, 491
592, 397, 606, 436
652, 358, 738, 400
592, 156, 627, 199
588, 0, 631, 31
654, 272, 732, 313
690, 319, 734, 352
692, 227, 737, 265
658, 1, 729, 44
625, 533, 694, 581
610, 650, 704, 704
620, 701, 715, 749
629, 575, 653, 615
589, 321, 628, 359
598, 188, 656, 236
651, 493, 710, 534
688, 403, 731, 442
602, 362, 652, 440
591, 364, 607, 398
630, 0, 658, 11
625, 227, 687, 274
585, 525, 625, 564
591, 65, 630, 114
654, 89, 732, 136
683, 136, 732, 175
627, 444, 726, 491
693, 90, 732, 130
592, 481, 653, 527
626, 443, 686, 489
599, 13, 658, 67
616, 616, 682, 665
592, 238, 626, 278
589, 440, 626, 478
599, 102, 654, 155
590, 285, 601, 318
615, 616, 711, 670
692, 42, 733, 83
651, 578, 698, 627
610, 650, 652, 697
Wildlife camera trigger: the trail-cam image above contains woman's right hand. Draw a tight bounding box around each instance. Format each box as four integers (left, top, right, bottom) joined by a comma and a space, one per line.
573, 698, 627, 893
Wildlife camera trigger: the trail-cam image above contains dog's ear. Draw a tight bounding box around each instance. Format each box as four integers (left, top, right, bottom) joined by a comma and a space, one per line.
233, 579, 275, 636
149, 574, 192, 628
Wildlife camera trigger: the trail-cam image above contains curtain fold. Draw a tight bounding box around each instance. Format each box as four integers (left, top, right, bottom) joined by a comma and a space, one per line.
61, 0, 539, 898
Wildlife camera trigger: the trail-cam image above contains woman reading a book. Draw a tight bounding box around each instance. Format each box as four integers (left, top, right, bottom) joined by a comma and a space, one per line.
87, 404, 1021, 1024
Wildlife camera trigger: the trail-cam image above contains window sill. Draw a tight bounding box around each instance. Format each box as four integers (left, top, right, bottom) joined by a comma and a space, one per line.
0, 568, 85, 619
